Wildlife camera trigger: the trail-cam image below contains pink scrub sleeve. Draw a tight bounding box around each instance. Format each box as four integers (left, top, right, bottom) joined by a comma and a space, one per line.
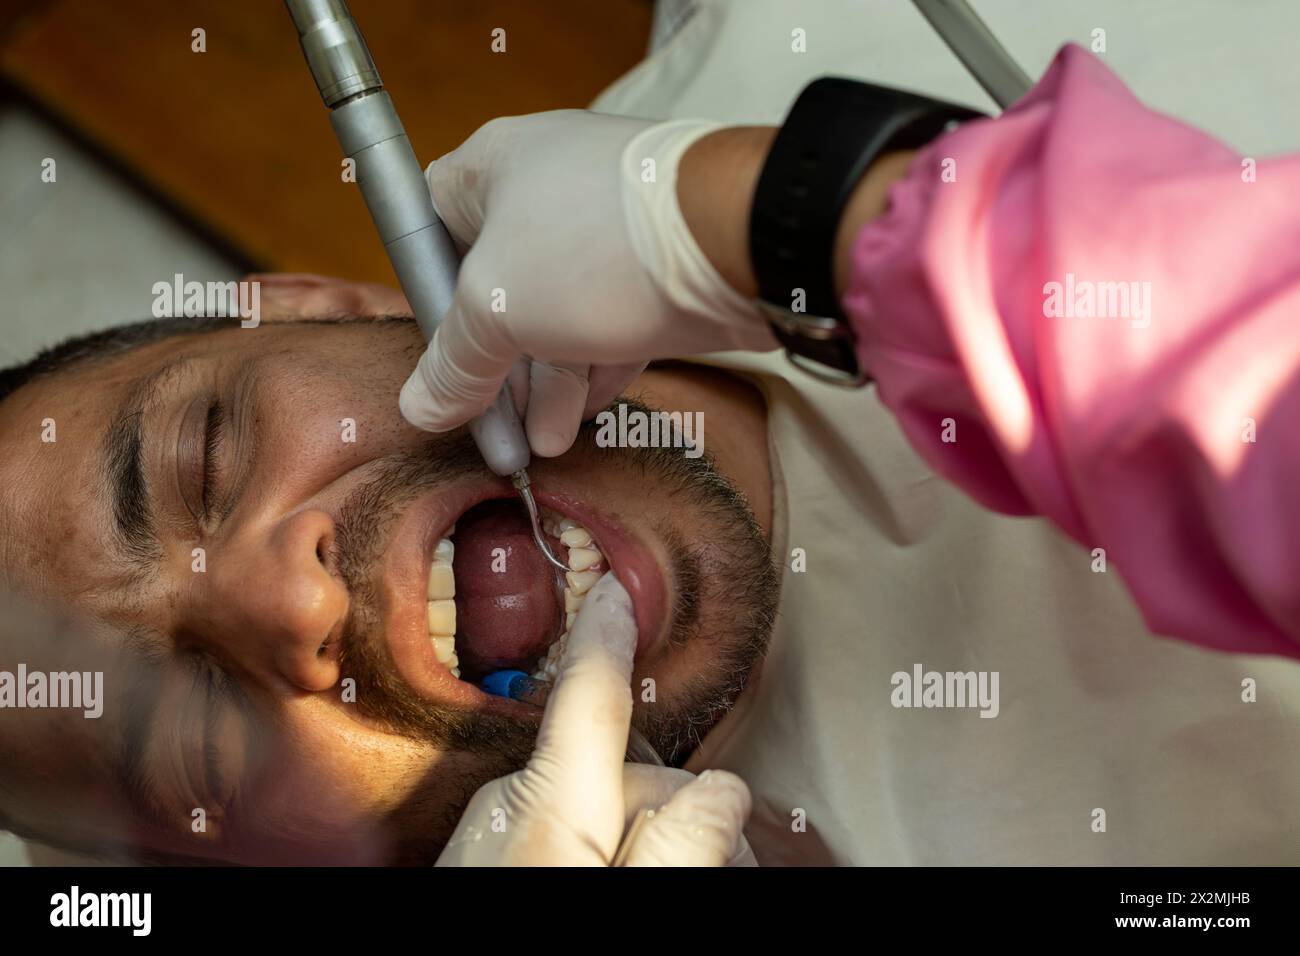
843, 43, 1300, 660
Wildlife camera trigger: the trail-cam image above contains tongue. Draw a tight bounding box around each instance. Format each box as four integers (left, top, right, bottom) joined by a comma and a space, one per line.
453, 499, 561, 677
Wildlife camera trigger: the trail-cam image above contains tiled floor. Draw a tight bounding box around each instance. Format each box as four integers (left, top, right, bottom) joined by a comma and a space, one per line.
0, 97, 242, 367
0, 96, 241, 866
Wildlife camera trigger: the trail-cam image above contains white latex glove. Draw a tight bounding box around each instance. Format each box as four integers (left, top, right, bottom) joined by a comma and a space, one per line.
399, 110, 777, 458
435, 572, 755, 866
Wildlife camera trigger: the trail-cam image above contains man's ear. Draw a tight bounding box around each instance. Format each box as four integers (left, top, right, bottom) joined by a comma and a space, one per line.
242, 273, 412, 321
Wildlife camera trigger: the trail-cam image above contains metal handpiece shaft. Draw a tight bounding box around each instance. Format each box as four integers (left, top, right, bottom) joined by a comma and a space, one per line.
284, 0, 568, 570
911, 0, 1031, 109
285, 0, 469, 360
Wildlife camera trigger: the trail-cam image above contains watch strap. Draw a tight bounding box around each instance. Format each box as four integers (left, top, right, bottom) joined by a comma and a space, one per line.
750, 77, 986, 383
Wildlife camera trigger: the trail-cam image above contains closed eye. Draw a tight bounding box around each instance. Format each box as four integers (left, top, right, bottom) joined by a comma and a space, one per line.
196, 655, 228, 807
201, 400, 225, 522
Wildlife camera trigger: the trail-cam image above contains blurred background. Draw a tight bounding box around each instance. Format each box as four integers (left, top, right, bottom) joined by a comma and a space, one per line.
0, 0, 653, 865
0, 0, 652, 370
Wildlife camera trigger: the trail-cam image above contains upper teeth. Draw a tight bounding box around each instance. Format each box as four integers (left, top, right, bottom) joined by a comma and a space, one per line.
535, 511, 607, 681
427, 522, 459, 677
560, 527, 592, 548
424, 509, 607, 682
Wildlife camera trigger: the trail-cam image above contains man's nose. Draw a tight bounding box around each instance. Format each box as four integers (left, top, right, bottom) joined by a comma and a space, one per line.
213, 508, 349, 692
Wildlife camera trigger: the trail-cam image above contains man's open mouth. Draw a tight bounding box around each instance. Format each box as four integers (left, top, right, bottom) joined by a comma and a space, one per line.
379, 482, 668, 708
426, 500, 608, 681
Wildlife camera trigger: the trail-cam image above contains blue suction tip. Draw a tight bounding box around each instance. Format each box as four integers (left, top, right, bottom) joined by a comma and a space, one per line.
481, 669, 528, 700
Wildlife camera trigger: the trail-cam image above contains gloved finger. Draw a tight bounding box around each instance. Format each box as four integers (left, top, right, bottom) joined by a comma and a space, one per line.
620, 769, 754, 867
505, 356, 533, 419
620, 764, 696, 830
528, 573, 638, 850
583, 362, 646, 420
618, 764, 759, 864
525, 360, 591, 458
398, 277, 518, 433
423, 117, 517, 247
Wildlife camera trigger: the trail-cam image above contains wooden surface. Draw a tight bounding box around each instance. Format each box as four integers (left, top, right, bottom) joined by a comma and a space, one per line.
0, 0, 651, 281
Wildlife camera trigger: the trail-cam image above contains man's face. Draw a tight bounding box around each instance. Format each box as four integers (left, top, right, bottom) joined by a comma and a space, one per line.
0, 305, 777, 864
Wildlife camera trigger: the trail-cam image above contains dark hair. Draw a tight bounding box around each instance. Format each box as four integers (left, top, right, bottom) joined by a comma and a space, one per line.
0, 315, 241, 408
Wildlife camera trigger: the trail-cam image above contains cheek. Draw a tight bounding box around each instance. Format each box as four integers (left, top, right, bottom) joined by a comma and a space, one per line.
265, 353, 417, 456
231, 709, 431, 861
264, 703, 437, 812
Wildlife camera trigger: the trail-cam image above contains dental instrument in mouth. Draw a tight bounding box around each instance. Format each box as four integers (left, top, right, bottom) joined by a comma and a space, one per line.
429, 505, 626, 727
284, 0, 568, 573
512, 472, 570, 572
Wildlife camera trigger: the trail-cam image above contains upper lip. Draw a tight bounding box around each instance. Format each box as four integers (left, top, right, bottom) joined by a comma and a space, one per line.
377, 477, 669, 717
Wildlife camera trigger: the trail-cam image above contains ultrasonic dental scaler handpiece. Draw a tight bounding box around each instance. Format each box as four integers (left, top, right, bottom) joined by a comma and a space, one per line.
284, 0, 568, 572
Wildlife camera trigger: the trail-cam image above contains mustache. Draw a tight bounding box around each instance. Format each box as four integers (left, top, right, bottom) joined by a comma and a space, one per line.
329, 428, 515, 745
324, 426, 540, 859
333, 429, 485, 589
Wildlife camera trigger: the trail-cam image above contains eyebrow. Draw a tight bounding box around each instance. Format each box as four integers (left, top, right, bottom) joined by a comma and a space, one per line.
103, 357, 196, 581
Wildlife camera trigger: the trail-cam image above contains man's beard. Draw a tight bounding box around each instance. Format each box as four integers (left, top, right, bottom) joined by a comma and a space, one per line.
330, 395, 778, 859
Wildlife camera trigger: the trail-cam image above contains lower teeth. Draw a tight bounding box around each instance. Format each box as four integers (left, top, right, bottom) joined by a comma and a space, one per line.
424, 508, 606, 682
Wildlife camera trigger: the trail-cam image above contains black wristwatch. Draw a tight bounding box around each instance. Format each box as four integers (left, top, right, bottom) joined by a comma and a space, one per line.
749, 77, 987, 385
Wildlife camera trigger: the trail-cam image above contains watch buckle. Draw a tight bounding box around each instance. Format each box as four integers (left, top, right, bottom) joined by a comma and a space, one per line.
759, 302, 870, 387
786, 350, 869, 387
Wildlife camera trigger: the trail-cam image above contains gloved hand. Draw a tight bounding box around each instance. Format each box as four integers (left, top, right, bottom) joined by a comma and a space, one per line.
435, 572, 755, 866
399, 110, 777, 458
